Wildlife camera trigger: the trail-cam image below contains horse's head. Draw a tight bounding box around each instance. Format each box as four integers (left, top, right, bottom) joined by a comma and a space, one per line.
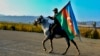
33, 15, 44, 26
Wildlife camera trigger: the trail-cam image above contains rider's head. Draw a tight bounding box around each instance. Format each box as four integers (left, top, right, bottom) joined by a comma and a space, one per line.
53, 8, 58, 14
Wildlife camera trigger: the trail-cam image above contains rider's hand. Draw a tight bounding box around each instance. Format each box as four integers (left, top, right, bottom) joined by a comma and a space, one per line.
47, 16, 51, 18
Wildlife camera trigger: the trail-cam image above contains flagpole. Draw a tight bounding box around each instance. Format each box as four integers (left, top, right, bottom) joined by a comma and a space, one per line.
78, 33, 82, 42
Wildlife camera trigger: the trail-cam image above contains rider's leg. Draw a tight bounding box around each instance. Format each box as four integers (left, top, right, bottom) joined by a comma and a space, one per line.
51, 24, 57, 34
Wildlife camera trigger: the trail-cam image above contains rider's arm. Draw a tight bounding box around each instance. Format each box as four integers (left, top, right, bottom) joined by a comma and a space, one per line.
47, 16, 54, 20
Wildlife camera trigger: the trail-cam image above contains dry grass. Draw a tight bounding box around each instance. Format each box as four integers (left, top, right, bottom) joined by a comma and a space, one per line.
0, 22, 100, 39
0, 22, 42, 33
79, 26, 100, 39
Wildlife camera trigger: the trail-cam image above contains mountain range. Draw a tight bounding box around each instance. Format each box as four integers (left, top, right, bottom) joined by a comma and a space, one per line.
0, 14, 100, 27
0, 14, 38, 24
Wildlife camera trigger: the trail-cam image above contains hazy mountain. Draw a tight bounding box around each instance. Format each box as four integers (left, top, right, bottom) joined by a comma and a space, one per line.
0, 14, 5, 16
78, 21, 100, 27
0, 15, 38, 24
0, 14, 100, 27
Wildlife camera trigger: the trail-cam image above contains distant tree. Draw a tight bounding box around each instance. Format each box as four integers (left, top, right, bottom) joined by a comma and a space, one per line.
93, 21, 96, 29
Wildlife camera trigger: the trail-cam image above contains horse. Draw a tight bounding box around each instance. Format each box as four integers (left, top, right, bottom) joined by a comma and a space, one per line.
33, 15, 80, 55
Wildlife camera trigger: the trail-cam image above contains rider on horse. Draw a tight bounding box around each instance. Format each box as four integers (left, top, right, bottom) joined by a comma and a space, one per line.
48, 8, 61, 35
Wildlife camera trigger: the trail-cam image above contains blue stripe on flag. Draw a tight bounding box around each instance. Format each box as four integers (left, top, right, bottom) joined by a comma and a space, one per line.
66, 2, 80, 35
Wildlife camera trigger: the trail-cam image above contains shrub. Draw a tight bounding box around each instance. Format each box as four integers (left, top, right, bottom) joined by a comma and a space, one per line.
90, 29, 100, 39
0, 24, 3, 29
3, 26, 7, 30
11, 26, 16, 30
84, 30, 92, 38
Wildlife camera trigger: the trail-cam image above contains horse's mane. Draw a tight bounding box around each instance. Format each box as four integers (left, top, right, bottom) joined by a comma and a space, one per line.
45, 17, 54, 24
41, 18, 48, 24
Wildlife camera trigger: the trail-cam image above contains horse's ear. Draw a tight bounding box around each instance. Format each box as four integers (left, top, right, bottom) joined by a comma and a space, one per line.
40, 15, 43, 16
40, 15, 43, 18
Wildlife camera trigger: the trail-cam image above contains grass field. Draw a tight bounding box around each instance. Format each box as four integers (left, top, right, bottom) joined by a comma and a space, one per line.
79, 26, 100, 39
0, 22, 100, 39
0, 22, 42, 33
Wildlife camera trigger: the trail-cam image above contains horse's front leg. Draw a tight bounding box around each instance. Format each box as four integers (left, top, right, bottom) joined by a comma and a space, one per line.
71, 40, 80, 55
62, 37, 70, 55
42, 37, 49, 51
49, 39, 53, 53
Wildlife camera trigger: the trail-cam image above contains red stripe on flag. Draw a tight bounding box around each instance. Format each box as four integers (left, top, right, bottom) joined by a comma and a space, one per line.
61, 8, 68, 19
62, 8, 75, 35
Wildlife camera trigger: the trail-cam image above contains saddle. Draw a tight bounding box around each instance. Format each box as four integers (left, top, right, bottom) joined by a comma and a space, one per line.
49, 24, 67, 38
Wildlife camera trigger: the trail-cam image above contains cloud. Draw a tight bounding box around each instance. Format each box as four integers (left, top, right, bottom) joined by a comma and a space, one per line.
0, 0, 11, 15
0, 0, 9, 11
0, 0, 21, 15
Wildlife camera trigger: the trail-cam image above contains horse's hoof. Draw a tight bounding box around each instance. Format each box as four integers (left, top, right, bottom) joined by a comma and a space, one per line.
48, 50, 53, 53
49, 51, 52, 53
62, 53, 66, 55
78, 52, 81, 55
43, 49, 46, 51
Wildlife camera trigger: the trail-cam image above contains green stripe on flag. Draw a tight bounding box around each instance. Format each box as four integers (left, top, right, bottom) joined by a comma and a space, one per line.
56, 12, 74, 40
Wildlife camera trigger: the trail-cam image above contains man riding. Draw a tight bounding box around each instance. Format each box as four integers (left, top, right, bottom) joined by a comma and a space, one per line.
48, 8, 61, 35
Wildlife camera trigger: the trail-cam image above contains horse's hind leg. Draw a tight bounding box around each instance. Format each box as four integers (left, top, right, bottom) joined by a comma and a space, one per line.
62, 38, 70, 55
42, 37, 49, 51
49, 38, 53, 53
71, 40, 80, 55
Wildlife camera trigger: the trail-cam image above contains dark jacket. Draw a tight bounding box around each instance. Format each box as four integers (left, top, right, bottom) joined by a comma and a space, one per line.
48, 14, 61, 28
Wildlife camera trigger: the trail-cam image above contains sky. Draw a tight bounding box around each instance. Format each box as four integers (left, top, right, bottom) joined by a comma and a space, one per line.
0, 0, 100, 21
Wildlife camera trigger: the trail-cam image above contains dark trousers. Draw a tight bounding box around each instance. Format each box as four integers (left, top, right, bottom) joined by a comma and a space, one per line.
49, 23, 61, 34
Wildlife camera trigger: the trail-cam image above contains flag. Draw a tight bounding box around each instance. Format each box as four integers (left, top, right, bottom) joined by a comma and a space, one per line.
56, 1, 80, 40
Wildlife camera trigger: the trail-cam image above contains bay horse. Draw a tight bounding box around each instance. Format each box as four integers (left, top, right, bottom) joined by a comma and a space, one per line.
34, 15, 80, 55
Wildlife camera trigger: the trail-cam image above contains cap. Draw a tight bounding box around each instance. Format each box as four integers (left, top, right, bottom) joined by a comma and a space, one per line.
53, 8, 58, 12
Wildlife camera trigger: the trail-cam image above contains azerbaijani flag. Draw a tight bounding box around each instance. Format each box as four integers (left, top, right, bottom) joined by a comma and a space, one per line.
56, 1, 80, 40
